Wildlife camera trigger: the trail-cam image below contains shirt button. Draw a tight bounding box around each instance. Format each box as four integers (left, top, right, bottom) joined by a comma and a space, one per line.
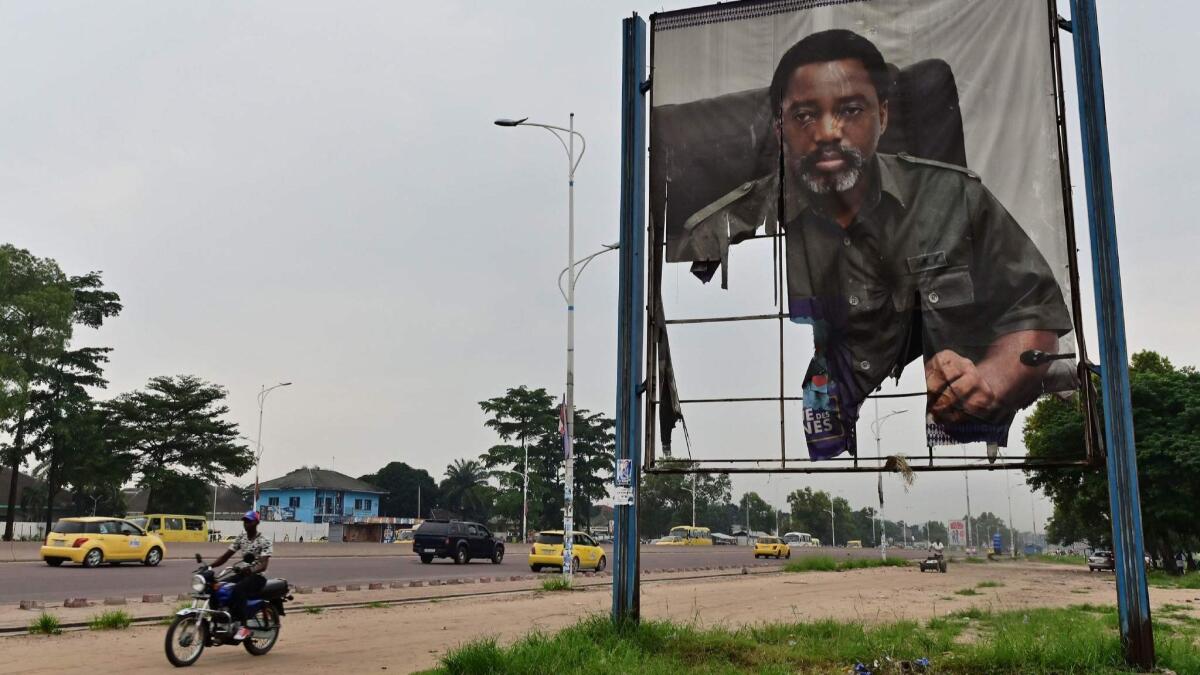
848, 295, 860, 307
859, 360, 871, 371
843, 237, 852, 247
928, 291, 940, 304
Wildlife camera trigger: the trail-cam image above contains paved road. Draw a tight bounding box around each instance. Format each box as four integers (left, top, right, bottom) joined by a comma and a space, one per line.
0, 546, 923, 604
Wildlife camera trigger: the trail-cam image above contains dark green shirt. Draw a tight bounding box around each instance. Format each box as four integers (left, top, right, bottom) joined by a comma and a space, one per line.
679, 152, 1073, 418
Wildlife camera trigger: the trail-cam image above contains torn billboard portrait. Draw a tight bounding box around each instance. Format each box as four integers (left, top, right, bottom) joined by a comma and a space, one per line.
651, 0, 1078, 460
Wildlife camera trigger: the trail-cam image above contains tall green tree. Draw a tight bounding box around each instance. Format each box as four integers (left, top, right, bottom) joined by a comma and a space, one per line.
29, 347, 119, 527
28, 271, 122, 531
1024, 350, 1200, 572
0, 245, 74, 540
105, 375, 253, 511
359, 462, 439, 518
739, 491, 775, 533
439, 458, 493, 523
477, 386, 614, 532
478, 387, 557, 531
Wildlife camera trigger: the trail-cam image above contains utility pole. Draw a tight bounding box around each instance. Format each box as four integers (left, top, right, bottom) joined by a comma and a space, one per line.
611, 12, 646, 625
1069, 1, 1153, 664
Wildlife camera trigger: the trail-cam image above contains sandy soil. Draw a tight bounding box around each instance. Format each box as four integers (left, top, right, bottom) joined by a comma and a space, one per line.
3, 562, 1196, 674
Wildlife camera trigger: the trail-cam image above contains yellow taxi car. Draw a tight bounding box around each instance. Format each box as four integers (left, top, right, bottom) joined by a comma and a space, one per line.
754, 535, 791, 559
40, 517, 167, 568
528, 530, 607, 573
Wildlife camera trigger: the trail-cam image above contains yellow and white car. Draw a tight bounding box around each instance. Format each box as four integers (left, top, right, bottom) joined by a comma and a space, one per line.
654, 526, 713, 546
528, 530, 607, 573
40, 517, 167, 567
754, 535, 791, 559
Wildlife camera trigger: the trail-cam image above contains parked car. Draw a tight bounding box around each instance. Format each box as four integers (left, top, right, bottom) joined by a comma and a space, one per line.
528, 530, 607, 573
1088, 550, 1115, 572
41, 517, 166, 568
412, 519, 504, 564
754, 536, 791, 559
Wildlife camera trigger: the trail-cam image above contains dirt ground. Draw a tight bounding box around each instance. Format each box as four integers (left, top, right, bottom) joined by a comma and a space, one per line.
4, 561, 1197, 674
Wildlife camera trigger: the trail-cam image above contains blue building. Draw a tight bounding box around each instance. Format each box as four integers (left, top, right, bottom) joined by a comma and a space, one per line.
256, 467, 385, 524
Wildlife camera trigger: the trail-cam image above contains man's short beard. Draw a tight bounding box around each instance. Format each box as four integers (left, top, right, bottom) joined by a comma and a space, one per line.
798, 147, 866, 194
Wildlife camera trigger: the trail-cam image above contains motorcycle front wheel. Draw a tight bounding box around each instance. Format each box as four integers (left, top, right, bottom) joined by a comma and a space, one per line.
243, 605, 281, 656
164, 615, 208, 668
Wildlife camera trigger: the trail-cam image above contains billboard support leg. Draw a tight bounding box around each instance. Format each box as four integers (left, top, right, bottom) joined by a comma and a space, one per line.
613, 12, 647, 627
1068, 0, 1154, 668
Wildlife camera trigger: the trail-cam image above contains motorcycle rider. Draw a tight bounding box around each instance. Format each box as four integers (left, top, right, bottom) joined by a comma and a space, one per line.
210, 510, 273, 641
930, 540, 945, 557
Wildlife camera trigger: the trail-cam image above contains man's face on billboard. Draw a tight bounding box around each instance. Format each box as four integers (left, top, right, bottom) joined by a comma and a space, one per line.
778, 58, 888, 195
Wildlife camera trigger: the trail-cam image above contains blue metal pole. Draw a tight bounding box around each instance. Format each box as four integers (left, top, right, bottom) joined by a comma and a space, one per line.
1068, 0, 1153, 667
613, 12, 646, 625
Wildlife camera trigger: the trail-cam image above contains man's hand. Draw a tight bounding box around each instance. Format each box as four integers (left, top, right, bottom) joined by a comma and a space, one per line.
925, 350, 1002, 424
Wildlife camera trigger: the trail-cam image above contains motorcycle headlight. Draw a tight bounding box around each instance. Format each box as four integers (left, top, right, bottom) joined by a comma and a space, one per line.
191, 574, 206, 593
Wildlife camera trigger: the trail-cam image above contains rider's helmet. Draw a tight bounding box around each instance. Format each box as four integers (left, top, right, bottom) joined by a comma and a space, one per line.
242, 510, 261, 523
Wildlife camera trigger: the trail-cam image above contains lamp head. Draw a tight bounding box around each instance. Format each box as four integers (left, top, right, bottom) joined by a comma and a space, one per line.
494, 117, 528, 127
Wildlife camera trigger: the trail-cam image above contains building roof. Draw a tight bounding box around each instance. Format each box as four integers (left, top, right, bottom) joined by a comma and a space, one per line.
259, 467, 385, 494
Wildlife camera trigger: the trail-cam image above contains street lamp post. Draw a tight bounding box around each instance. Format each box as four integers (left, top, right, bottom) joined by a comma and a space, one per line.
495, 114, 587, 582
679, 472, 697, 527
1006, 471, 1017, 558
254, 382, 292, 505
826, 506, 836, 547
870, 401, 907, 560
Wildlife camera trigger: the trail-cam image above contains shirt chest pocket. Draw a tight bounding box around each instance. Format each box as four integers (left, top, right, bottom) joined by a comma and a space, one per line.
918, 266, 974, 311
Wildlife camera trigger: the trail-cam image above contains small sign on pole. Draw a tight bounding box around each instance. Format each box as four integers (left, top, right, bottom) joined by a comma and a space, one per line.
616, 459, 633, 486
613, 486, 634, 506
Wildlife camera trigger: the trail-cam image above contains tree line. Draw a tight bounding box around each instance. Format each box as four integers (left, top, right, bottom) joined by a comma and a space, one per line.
358, 385, 616, 534
1, 244, 252, 540
1024, 350, 1200, 573
384, 386, 984, 545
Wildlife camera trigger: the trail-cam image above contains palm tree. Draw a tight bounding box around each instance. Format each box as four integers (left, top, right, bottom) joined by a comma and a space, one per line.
440, 459, 491, 522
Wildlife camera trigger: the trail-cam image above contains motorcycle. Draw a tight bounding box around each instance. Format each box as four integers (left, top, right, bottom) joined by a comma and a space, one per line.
164, 552, 292, 667
919, 551, 947, 573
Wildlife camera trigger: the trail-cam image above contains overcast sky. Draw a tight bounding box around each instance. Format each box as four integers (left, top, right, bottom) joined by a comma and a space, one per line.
2, 0, 1195, 535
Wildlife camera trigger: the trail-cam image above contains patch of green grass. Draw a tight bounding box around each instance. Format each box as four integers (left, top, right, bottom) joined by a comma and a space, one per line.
1147, 570, 1200, 589
954, 588, 982, 597
28, 612, 62, 635
1028, 553, 1087, 565
88, 610, 132, 631
540, 577, 573, 592
431, 606, 1200, 674
962, 556, 987, 564
366, 601, 386, 609
783, 556, 910, 574
303, 606, 324, 615
975, 580, 1004, 589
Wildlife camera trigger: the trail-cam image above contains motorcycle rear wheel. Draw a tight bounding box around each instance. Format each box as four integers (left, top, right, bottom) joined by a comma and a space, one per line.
164, 615, 208, 668
243, 605, 281, 656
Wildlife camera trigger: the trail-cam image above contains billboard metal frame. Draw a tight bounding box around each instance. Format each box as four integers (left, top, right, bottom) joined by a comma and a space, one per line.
640, 0, 1100, 475
616, 1, 1154, 665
